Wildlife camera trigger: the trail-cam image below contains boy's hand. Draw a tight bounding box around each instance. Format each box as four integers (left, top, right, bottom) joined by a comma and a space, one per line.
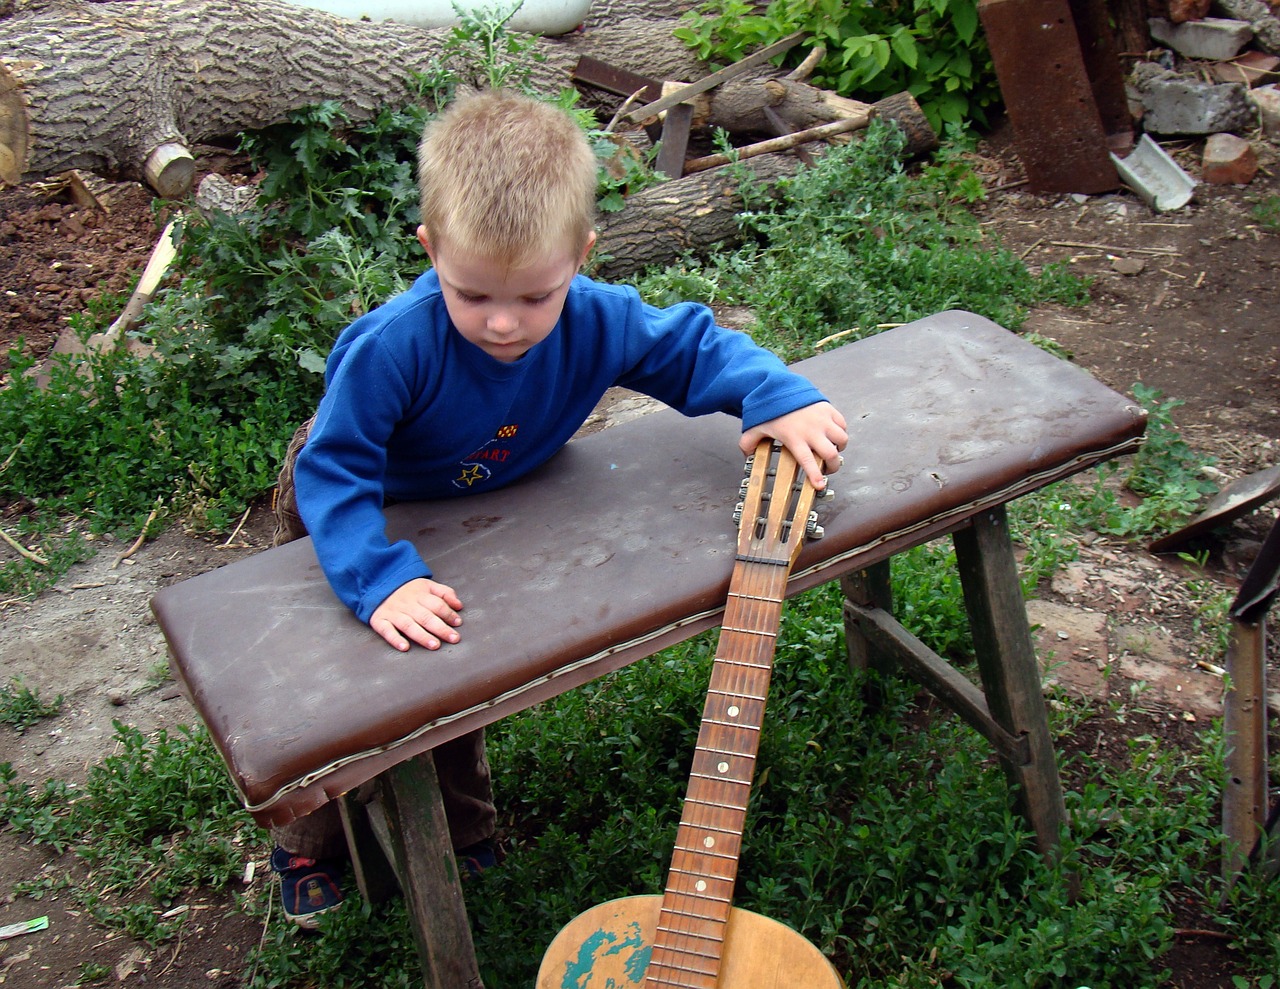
370, 578, 464, 652
740, 401, 848, 490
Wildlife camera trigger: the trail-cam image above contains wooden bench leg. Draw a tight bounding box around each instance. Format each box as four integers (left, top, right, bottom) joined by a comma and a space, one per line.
350, 752, 485, 989
339, 786, 400, 905
841, 562, 894, 678
953, 506, 1068, 859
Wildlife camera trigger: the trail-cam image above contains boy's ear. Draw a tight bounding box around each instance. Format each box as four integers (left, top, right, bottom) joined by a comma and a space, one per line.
416, 225, 434, 261
579, 230, 597, 267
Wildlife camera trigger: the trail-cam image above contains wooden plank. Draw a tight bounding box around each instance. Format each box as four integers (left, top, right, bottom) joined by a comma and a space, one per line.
840, 563, 892, 675
376, 755, 484, 989
1222, 618, 1269, 878
953, 507, 1068, 859
623, 31, 806, 122
844, 602, 1031, 767
654, 102, 694, 179
339, 793, 400, 904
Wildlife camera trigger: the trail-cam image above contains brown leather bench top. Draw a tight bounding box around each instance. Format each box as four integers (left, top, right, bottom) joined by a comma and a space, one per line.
152, 311, 1145, 826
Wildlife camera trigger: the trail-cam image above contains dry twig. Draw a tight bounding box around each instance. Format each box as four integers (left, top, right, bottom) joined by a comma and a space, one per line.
113, 501, 161, 568
0, 527, 48, 566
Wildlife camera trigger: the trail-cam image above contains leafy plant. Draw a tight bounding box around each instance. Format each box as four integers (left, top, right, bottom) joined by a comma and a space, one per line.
633, 120, 1088, 360
0, 722, 254, 941
1250, 194, 1280, 232
0, 677, 63, 733
674, 0, 999, 132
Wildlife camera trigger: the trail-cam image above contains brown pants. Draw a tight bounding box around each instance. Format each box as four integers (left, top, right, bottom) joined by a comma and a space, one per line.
270, 420, 496, 858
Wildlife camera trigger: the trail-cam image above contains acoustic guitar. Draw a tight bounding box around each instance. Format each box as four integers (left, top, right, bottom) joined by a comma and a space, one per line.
538, 441, 844, 989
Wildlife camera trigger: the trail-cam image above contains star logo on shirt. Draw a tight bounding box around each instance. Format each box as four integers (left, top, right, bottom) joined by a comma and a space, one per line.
455, 464, 488, 488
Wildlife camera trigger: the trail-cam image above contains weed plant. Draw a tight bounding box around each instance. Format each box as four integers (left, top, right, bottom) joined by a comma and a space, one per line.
0, 677, 63, 732
674, 0, 998, 132
634, 121, 1088, 360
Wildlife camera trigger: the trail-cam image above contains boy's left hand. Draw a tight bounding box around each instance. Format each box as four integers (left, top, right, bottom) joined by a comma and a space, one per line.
740, 401, 848, 490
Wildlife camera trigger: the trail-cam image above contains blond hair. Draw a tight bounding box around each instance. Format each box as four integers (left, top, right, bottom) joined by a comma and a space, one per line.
417, 90, 598, 266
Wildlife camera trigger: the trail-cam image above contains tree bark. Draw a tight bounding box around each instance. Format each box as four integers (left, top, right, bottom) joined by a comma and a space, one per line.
0, 0, 706, 191
594, 150, 802, 279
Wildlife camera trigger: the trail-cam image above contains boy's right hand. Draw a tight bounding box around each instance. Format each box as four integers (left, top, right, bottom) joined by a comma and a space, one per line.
369, 578, 464, 652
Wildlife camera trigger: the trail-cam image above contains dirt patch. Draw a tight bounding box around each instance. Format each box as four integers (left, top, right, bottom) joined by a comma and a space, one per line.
1, 127, 1279, 986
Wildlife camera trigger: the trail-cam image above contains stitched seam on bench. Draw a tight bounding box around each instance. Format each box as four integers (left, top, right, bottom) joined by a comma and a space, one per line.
244, 603, 727, 814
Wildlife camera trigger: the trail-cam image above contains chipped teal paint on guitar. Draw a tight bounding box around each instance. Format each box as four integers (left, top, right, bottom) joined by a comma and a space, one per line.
556, 915, 651, 987
537, 894, 844, 989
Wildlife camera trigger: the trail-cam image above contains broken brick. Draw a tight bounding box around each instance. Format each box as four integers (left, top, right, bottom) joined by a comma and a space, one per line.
1202, 132, 1258, 184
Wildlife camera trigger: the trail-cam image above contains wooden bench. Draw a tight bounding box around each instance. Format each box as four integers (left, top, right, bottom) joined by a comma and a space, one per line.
152, 310, 1146, 987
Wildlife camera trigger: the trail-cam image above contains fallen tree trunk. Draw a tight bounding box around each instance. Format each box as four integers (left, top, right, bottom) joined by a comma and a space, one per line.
0, 0, 705, 193
594, 92, 935, 279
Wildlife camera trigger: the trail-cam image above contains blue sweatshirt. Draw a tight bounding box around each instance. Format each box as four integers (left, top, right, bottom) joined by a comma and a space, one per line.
294, 269, 826, 622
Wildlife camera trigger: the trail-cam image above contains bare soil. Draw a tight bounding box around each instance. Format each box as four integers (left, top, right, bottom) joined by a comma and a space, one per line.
1, 128, 1278, 986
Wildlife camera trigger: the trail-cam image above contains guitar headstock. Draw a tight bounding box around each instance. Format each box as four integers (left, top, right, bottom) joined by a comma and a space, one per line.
732, 439, 824, 568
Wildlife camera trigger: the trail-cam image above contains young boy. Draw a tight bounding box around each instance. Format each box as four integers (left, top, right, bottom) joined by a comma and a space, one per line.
269, 89, 848, 928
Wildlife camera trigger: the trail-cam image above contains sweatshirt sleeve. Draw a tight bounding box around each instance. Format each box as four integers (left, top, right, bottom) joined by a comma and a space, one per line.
613, 294, 827, 428
293, 333, 433, 623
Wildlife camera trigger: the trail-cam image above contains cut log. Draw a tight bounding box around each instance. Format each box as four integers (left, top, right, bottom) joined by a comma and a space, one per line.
594, 150, 805, 280
0, 0, 705, 194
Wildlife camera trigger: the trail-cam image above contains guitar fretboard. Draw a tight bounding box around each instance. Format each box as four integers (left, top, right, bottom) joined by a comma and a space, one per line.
645, 557, 790, 989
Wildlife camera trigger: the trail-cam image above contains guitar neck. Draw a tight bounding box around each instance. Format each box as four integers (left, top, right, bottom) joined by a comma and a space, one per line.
646, 557, 789, 989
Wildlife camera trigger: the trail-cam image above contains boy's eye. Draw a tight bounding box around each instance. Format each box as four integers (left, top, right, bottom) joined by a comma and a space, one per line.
523, 294, 552, 305
456, 291, 488, 304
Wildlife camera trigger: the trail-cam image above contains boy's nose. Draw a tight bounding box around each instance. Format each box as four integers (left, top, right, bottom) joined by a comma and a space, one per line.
487, 309, 518, 333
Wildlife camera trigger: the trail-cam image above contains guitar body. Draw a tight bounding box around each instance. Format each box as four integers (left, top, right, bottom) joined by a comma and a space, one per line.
536, 895, 843, 989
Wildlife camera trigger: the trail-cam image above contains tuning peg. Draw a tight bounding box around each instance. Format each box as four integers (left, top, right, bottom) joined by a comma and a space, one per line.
805, 511, 824, 540
732, 501, 744, 526
818, 486, 835, 501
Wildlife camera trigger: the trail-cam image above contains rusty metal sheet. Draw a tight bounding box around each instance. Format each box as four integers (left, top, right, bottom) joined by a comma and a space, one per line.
1149, 464, 1280, 555
978, 0, 1121, 194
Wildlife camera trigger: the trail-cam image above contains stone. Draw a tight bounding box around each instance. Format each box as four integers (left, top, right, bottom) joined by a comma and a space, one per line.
1026, 600, 1111, 703
1202, 132, 1259, 184
1208, 50, 1280, 87
1148, 16, 1254, 60
1111, 256, 1146, 275
1130, 61, 1256, 135
1164, 0, 1212, 21
1250, 83, 1280, 137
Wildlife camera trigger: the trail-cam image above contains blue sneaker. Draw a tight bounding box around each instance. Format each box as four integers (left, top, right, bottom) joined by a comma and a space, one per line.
270, 847, 345, 929
458, 837, 503, 878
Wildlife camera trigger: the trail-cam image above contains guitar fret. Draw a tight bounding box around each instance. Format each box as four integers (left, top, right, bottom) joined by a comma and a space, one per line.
644, 965, 717, 989
707, 687, 767, 702
688, 771, 751, 787
665, 873, 733, 898
646, 958, 720, 988
719, 625, 778, 639
656, 904, 731, 926
653, 924, 727, 945
671, 846, 738, 864
726, 590, 783, 604
676, 821, 740, 838
701, 711, 757, 726
691, 793, 747, 808
692, 741, 757, 758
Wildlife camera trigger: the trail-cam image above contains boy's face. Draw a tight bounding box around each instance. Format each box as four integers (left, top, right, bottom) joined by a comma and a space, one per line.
419, 227, 595, 363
